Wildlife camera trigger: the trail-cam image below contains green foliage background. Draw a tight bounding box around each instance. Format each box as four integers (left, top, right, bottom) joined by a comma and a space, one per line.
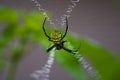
0, 7, 120, 80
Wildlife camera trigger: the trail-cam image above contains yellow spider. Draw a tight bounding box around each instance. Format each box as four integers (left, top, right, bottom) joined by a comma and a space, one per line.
42, 17, 77, 54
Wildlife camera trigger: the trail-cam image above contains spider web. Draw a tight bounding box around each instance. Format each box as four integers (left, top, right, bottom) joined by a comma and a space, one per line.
31, 0, 80, 27
30, 50, 55, 80
75, 54, 102, 80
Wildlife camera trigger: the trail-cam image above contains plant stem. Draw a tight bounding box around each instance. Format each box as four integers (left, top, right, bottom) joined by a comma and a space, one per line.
5, 61, 19, 80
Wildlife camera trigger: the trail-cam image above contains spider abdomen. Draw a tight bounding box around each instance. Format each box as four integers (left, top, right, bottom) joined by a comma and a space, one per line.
50, 30, 62, 43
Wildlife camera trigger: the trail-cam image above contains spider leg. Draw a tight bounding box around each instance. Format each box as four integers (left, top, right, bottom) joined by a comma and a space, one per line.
61, 40, 67, 44
61, 17, 68, 40
62, 46, 78, 54
42, 17, 50, 39
47, 44, 56, 53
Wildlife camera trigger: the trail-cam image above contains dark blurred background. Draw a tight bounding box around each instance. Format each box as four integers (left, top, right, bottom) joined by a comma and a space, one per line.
0, 0, 120, 80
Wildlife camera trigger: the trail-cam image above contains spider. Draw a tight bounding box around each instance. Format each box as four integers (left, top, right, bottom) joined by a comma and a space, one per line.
42, 17, 78, 54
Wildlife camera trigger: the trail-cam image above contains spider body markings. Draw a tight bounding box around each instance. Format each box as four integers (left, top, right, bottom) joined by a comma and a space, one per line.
42, 17, 77, 54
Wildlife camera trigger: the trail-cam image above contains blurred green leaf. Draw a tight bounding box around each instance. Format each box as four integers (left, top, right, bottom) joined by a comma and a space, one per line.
0, 50, 7, 70
3, 23, 18, 39
10, 46, 23, 62
65, 33, 120, 80
0, 7, 18, 22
